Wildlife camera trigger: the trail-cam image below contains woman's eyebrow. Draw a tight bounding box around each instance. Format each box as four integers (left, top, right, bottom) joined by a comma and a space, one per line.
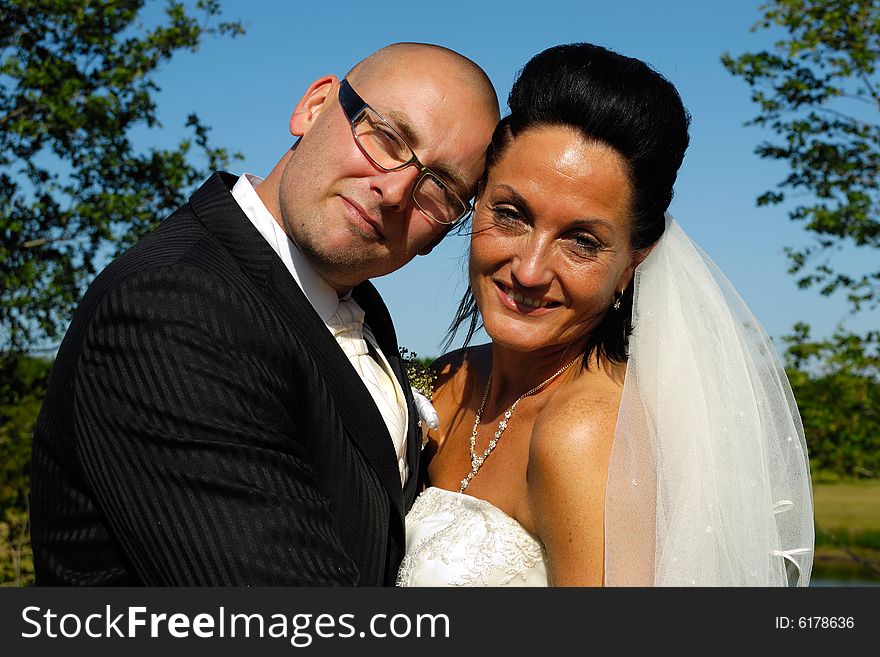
492, 184, 531, 210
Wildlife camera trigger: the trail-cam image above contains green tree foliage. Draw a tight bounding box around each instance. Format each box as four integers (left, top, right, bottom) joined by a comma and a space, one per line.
724, 1, 880, 482
0, 0, 243, 353
0, 0, 243, 585
721, 0, 880, 310
785, 323, 880, 477
0, 354, 51, 585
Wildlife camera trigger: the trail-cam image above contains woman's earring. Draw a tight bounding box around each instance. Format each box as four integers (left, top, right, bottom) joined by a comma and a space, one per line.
612, 292, 622, 311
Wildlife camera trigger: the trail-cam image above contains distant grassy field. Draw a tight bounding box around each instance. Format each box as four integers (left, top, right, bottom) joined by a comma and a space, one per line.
812, 479, 880, 582
813, 479, 880, 536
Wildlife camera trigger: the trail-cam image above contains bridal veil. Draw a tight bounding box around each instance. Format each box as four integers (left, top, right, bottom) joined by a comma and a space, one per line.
604, 216, 814, 586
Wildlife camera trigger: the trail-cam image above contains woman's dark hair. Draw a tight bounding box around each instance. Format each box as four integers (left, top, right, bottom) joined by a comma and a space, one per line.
446, 43, 691, 363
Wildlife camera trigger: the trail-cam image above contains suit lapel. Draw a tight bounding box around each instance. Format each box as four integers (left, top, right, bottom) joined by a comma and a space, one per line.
266, 266, 405, 519
187, 172, 275, 289
187, 173, 405, 519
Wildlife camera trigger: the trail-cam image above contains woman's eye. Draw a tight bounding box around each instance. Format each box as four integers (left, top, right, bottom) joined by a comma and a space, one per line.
571, 234, 602, 254
490, 206, 524, 224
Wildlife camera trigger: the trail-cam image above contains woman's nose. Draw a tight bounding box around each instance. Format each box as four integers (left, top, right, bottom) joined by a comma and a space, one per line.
510, 236, 554, 288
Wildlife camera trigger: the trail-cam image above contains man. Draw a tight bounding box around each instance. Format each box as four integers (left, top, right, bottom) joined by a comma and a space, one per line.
29, 43, 499, 585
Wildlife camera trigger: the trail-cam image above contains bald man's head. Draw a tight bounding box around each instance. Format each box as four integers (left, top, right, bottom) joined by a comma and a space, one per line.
346, 43, 499, 118
261, 42, 499, 291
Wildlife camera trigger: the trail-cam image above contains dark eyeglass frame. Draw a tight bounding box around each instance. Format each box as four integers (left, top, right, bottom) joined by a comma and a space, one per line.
337, 78, 472, 226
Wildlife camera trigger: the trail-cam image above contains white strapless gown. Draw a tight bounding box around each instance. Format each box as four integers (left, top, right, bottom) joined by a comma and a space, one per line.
396, 486, 549, 586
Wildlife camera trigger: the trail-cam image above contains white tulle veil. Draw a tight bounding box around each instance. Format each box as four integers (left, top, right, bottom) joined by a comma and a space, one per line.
604, 216, 814, 586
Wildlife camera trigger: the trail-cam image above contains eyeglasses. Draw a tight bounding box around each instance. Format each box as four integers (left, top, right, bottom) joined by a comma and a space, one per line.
338, 79, 472, 226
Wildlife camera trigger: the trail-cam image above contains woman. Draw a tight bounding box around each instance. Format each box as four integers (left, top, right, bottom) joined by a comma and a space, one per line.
397, 43, 814, 587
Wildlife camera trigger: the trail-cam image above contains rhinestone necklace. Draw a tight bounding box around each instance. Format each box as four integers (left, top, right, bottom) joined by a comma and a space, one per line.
459, 357, 579, 493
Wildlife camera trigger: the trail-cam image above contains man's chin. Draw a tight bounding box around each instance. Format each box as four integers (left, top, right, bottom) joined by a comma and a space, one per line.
303, 234, 415, 285
309, 254, 375, 290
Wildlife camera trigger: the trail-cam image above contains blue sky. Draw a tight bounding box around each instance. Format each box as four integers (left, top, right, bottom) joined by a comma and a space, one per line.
137, 0, 878, 358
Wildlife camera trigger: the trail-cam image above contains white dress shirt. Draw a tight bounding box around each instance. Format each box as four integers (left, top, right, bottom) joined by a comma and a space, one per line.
230, 174, 409, 485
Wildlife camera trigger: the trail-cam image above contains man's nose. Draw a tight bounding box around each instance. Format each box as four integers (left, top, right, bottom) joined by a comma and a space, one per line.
372, 165, 420, 210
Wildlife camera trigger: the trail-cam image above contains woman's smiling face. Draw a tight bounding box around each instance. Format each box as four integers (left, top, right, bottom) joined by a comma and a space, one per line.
469, 125, 640, 355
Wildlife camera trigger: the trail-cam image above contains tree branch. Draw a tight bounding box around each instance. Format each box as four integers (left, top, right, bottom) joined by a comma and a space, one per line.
813, 104, 874, 128
0, 103, 31, 126
857, 70, 880, 109
838, 91, 880, 107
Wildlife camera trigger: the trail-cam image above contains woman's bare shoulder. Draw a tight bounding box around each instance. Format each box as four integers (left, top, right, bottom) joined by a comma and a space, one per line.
526, 362, 626, 585
530, 362, 625, 476
431, 344, 491, 396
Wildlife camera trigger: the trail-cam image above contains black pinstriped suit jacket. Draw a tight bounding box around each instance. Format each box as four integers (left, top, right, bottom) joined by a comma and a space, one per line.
29, 172, 422, 586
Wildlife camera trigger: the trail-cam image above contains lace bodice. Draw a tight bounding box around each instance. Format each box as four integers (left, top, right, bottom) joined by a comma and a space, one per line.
396, 487, 549, 587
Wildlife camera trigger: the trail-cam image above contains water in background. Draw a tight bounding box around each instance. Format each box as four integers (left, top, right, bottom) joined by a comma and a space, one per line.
810, 561, 880, 587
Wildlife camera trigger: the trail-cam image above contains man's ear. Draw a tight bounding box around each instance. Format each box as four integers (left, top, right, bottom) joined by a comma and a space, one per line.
290, 75, 338, 137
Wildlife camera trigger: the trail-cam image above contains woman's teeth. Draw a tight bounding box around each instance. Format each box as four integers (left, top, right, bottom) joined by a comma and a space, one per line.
504, 285, 554, 309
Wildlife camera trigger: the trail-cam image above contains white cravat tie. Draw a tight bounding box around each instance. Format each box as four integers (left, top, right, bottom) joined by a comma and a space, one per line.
326, 298, 408, 486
